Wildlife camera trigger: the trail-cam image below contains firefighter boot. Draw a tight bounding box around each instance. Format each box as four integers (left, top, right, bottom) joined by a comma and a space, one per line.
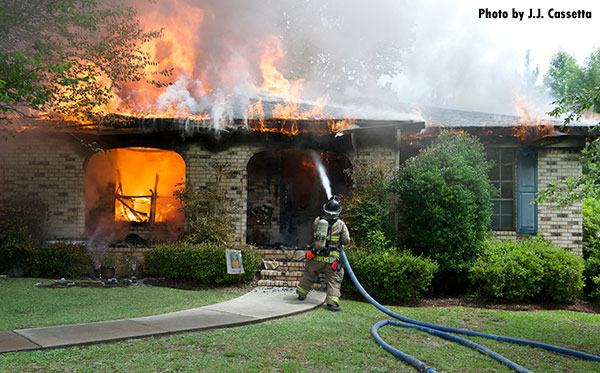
326, 299, 343, 312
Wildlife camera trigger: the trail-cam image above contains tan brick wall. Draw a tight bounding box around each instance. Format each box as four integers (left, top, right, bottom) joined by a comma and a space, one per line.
348, 145, 396, 168
0, 132, 86, 239
537, 148, 583, 256
181, 144, 262, 244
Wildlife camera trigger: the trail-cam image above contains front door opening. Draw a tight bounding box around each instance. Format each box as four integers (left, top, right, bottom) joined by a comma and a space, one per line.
246, 150, 349, 246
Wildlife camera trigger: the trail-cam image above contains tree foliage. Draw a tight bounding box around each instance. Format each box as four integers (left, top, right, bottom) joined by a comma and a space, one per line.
545, 48, 600, 123
175, 162, 237, 246
276, 0, 413, 96
0, 0, 165, 125
391, 131, 495, 292
539, 48, 600, 206
340, 159, 396, 245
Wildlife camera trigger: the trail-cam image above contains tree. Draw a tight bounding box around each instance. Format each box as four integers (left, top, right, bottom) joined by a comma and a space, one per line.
391, 131, 495, 293
274, 0, 413, 98
0, 0, 165, 126
537, 48, 600, 206
545, 48, 600, 123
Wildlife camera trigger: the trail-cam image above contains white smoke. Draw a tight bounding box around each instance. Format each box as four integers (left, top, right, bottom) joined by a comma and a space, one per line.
310, 151, 332, 200
124, 0, 597, 123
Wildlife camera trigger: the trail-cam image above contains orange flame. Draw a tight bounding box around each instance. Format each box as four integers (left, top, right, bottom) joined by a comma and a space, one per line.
15, 2, 356, 136
512, 92, 557, 141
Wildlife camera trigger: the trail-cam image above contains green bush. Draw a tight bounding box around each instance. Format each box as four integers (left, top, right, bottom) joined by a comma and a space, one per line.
583, 196, 600, 254
584, 255, 600, 301
143, 243, 262, 285
175, 163, 237, 246
391, 131, 495, 292
582, 196, 600, 301
342, 246, 438, 301
0, 197, 47, 273
22, 243, 92, 279
341, 160, 397, 245
470, 239, 584, 302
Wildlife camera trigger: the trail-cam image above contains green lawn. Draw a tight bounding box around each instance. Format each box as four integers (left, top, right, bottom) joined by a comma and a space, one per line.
1, 278, 600, 372
0, 278, 243, 330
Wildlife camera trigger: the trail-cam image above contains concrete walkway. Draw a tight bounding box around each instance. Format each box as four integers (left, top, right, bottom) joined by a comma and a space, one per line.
0, 287, 326, 354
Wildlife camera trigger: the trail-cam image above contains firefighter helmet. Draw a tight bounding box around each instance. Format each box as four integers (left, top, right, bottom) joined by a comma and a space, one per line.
323, 197, 342, 215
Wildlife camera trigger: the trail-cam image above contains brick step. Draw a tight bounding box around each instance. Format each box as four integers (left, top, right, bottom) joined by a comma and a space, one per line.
258, 279, 325, 289
260, 269, 305, 278
262, 260, 305, 272
258, 249, 308, 262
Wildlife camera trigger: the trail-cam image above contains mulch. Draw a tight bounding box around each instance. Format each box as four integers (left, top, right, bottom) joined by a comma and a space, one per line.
387, 296, 600, 314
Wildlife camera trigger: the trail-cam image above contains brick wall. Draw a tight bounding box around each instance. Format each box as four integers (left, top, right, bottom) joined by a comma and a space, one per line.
246, 171, 280, 244
537, 148, 583, 256
0, 132, 86, 239
2, 131, 583, 255
181, 144, 261, 244
349, 145, 397, 168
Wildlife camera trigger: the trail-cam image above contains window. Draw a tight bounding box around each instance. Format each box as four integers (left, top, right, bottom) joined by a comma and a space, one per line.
487, 148, 515, 230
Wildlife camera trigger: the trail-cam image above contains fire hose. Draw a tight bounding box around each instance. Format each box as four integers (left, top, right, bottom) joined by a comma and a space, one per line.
339, 248, 600, 373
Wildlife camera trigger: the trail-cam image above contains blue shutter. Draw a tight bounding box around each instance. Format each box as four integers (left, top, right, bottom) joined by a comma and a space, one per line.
517, 149, 538, 233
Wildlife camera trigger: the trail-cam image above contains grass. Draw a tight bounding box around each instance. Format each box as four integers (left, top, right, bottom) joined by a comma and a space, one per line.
0, 278, 243, 330
1, 278, 600, 372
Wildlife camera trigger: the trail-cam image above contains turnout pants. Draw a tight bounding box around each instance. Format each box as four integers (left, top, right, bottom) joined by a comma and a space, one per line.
296, 256, 344, 306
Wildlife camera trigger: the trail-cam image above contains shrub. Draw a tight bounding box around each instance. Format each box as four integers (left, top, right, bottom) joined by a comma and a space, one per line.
584, 254, 600, 302
0, 197, 47, 273
470, 239, 584, 302
175, 162, 237, 246
143, 243, 262, 285
341, 160, 397, 245
22, 243, 92, 279
583, 196, 600, 255
342, 246, 438, 301
582, 196, 600, 301
391, 131, 495, 292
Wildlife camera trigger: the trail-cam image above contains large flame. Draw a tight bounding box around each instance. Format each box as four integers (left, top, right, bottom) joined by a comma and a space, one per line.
512, 92, 558, 141
27, 2, 355, 135
85, 147, 185, 224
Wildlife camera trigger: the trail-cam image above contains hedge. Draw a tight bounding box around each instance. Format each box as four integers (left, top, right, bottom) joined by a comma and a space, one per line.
342, 246, 438, 301
22, 243, 92, 279
470, 239, 584, 302
143, 243, 262, 284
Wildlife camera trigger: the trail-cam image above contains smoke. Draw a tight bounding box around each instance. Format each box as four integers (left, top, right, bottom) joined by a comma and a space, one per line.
117, 0, 589, 123
310, 151, 332, 200
389, 1, 555, 117
115, 0, 416, 122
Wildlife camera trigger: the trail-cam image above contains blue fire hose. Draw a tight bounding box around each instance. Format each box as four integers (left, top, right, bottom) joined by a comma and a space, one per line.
340, 248, 600, 372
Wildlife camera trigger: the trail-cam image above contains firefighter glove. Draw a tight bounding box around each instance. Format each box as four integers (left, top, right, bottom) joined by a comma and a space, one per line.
331, 258, 342, 272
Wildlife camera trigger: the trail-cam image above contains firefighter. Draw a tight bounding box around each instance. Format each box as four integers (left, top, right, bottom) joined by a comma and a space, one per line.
296, 197, 350, 312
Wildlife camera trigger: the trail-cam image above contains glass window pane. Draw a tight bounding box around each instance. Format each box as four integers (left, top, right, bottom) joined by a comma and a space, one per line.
501, 149, 513, 163
500, 215, 513, 229
491, 215, 500, 229
501, 164, 513, 180
500, 201, 513, 215
501, 182, 513, 199
487, 148, 499, 161
493, 201, 500, 215
489, 165, 499, 180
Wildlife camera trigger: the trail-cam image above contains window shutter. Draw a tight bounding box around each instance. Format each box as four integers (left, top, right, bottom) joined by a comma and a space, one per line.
517, 149, 537, 233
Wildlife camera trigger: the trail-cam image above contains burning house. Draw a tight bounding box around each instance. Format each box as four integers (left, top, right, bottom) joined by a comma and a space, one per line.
0, 1, 595, 260
0, 102, 594, 258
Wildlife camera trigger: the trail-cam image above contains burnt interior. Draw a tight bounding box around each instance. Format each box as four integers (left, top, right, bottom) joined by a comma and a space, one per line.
246, 149, 350, 246
84, 147, 186, 244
